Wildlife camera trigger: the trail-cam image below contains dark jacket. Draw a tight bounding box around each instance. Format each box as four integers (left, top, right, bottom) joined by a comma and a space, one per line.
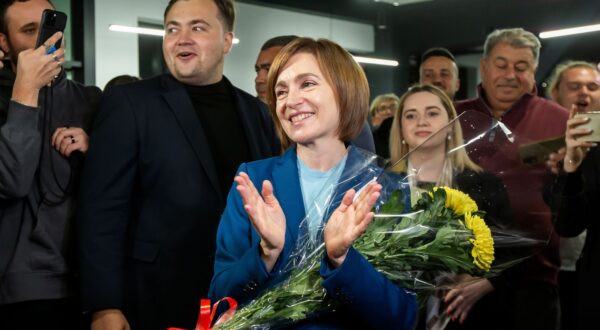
78, 74, 280, 330
553, 146, 600, 330
0, 67, 100, 305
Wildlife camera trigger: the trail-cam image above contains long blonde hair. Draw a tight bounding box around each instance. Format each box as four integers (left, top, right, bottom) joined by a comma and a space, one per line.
389, 84, 481, 174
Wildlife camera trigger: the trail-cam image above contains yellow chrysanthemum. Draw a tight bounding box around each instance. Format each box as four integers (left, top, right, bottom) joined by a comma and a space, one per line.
464, 212, 494, 271
431, 187, 478, 216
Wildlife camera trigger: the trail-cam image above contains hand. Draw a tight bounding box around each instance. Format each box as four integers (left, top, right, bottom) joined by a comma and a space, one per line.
235, 172, 285, 272
0, 49, 4, 69
563, 105, 597, 173
91, 309, 130, 330
12, 32, 64, 107
52, 126, 89, 156
324, 181, 382, 268
371, 110, 393, 127
443, 276, 493, 324
545, 147, 566, 175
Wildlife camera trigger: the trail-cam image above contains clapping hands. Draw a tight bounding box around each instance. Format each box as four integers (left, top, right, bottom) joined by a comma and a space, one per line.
235, 172, 286, 272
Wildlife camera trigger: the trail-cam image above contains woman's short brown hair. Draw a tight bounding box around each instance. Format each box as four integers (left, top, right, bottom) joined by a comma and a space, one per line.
266, 37, 369, 150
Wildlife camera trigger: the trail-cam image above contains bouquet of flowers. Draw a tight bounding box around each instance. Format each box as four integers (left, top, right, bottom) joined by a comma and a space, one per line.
216, 186, 494, 330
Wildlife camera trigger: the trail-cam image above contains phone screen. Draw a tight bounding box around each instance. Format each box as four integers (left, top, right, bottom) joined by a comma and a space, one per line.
35, 9, 67, 52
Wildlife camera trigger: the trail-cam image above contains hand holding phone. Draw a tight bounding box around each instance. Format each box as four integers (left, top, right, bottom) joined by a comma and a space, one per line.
35, 9, 67, 53
574, 112, 600, 142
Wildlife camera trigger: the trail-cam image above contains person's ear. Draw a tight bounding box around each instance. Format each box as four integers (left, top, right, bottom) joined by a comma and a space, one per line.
223, 31, 233, 54
551, 88, 559, 104
0, 32, 11, 54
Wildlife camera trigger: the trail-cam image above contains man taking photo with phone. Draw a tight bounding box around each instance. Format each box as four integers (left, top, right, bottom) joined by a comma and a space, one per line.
0, 1, 101, 328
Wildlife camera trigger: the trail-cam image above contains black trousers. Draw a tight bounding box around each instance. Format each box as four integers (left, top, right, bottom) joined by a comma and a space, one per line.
0, 298, 88, 330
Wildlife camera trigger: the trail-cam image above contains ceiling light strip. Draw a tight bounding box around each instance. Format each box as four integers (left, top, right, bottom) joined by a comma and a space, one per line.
108, 25, 397, 65
108, 24, 240, 44
353, 56, 399, 67
539, 23, 600, 39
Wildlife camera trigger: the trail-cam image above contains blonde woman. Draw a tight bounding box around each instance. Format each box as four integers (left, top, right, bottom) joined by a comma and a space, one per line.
389, 84, 512, 329
370, 93, 400, 158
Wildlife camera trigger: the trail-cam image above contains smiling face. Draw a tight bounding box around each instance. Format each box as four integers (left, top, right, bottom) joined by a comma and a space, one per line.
480, 42, 536, 113
274, 52, 340, 146
400, 91, 451, 151
162, 0, 233, 86
0, 0, 54, 70
553, 66, 600, 112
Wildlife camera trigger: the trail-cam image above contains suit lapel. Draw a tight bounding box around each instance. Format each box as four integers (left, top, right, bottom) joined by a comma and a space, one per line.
271, 148, 304, 246
161, 75, 223, 200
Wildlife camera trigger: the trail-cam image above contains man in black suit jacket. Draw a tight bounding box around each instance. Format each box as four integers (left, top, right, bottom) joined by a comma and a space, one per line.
78, 0, 280, 329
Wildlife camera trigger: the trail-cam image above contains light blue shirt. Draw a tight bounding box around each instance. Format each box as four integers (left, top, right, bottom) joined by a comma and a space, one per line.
297, 154, 348, 240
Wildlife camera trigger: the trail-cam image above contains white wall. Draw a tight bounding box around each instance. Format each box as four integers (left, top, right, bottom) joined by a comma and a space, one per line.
94, 1, 374, 93
94, 0, 164, 88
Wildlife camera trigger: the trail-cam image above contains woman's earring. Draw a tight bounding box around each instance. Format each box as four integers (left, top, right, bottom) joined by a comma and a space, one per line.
447, 135, 452, 141
401, 139, 406, 145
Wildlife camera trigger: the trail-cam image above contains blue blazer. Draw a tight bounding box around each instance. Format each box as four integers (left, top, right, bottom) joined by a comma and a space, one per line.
210, 147, 416, 329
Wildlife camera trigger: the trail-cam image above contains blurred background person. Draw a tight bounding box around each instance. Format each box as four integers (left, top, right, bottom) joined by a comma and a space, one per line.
104, 74, 141, 90
547, 60, 600, 113
254, 35, 298, 103
370, 92, 400, 158
546, 59, 600, 330
553, 106, 600, 330
419, 47, 460, 100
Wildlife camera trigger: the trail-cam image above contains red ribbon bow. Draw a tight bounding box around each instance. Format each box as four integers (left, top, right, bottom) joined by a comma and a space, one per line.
167, 297, 238, 330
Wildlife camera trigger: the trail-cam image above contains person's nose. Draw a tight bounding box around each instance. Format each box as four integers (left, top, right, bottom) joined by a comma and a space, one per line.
286, 87, 304, 109
417, 114, 428, 126
503, 67, 517, 80
580, 86, 592, 96
255, 69, 267, 84
176, 28, 192, 46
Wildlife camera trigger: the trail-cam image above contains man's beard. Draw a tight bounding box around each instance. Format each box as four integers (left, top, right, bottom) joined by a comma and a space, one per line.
4, 38, 18, 70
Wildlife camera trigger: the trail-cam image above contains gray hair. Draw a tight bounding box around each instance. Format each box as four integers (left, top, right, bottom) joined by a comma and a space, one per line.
546, 60, 599, 98
483, 28, 541, 66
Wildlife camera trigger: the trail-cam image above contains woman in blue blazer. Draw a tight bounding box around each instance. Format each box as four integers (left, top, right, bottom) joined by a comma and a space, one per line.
209, 38, 417, 329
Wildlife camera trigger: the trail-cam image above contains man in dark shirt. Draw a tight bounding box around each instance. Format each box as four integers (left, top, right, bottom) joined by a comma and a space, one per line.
78, 0, 280, 329
0, 0, 100, 328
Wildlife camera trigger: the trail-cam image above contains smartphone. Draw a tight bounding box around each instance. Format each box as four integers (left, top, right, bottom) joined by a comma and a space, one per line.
34, 9, 67, 52
518, 135, 566, 166
574, 111, 600, 142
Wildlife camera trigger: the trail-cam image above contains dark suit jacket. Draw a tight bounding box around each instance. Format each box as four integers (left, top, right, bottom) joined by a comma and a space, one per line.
78, 74, 280, 330
209, 147, 417, 329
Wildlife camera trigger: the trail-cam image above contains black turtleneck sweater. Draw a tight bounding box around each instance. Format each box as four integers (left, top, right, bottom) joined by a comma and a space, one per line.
184, 79, 250, 196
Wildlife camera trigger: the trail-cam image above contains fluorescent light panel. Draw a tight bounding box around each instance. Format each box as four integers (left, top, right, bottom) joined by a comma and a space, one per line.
108, 24, 240, 44
108, 25, 396, 66
539, 23, 600, 39
353, 56, 399, 67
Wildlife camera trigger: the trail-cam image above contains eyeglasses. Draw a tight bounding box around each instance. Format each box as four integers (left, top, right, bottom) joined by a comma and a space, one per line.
377, 103, 398, 112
